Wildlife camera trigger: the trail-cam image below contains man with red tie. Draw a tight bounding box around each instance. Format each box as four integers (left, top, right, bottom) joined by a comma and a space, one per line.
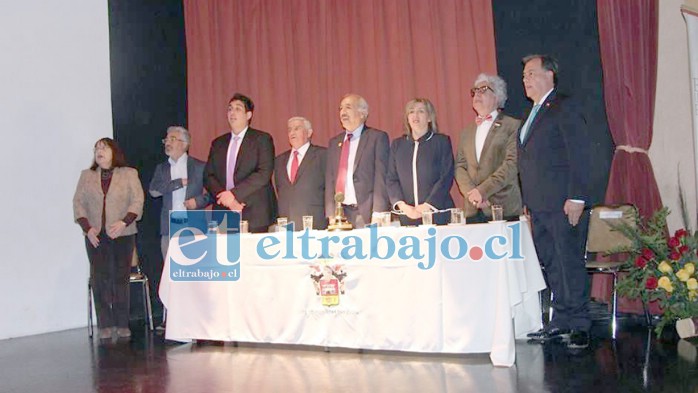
325, 94, 390, 227
204, 93, 276, 233
274, 117, 327, 230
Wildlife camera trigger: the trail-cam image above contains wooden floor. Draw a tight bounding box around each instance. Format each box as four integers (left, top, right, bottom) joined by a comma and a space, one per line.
1, 316, 697, 393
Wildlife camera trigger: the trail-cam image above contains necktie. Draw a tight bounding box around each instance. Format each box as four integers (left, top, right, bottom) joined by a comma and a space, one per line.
519, 104, 541, 143
475, 114, 493, 126
226, 136, 240, 190
289, 150, 300, 183
335, 133, 353, 194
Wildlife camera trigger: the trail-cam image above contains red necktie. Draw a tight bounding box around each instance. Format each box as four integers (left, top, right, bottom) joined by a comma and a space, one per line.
475, 114, 493, 126
289, 150, 299, 183
335, 133, 353, 194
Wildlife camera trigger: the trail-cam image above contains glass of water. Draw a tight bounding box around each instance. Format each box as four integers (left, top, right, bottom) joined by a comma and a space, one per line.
450, 208, 465, 225
421, 210, 433, 226
277, 217, 288, 232
302, 215, 313, 231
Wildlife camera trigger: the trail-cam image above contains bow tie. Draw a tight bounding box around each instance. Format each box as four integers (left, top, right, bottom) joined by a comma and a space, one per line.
475, 114, 493, 125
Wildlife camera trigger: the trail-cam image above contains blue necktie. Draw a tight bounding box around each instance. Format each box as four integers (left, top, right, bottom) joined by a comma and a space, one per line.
519, 104, 541, 143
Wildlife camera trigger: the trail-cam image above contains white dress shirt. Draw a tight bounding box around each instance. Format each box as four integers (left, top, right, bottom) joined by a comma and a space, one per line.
341, 124, 364, 205
286, 141, 311, 180
475, 109, 499, 162
169, 153, 188, 217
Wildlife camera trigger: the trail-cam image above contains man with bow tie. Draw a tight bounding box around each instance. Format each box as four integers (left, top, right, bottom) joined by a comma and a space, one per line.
455, 73, 522, 223
274, 117, 327, 230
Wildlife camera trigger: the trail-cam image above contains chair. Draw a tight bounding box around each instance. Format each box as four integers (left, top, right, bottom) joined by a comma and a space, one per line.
585, 204, 638, 340
88, 253, 154, 337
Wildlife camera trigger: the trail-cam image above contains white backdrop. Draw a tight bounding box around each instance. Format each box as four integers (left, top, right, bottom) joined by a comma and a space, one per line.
0, 1, 112, 339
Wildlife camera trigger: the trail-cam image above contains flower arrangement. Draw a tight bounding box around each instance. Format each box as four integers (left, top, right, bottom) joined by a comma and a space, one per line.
615, 207, 698, 336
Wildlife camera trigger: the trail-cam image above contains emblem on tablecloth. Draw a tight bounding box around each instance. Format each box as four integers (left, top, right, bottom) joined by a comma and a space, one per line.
310, 262, 347, 306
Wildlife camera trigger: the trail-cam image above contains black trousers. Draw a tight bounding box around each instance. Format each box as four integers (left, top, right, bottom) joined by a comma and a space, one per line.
85, 234, 135, 329
531, 209, 590, 331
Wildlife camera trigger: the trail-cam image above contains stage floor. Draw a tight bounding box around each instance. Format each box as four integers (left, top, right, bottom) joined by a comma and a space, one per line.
0, 311, 696, 393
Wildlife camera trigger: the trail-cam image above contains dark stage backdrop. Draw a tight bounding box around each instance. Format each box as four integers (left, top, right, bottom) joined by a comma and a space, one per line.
492, 0, 614, 205
108, 0, 187, 315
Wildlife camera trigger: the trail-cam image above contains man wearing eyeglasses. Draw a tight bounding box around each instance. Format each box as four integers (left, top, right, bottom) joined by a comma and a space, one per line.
455, 73, 522, 223
149, 126, 211, 260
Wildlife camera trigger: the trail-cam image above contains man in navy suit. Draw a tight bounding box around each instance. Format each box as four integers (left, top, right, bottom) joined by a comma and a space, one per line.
204, 93, 276, 233
325, 94, 390, 227
149, 126, 210, 258
274, 117, 327, 230
517, 55, 593, 350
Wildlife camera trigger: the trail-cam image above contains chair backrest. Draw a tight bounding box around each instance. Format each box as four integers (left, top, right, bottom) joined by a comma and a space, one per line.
586, 204, 637, 254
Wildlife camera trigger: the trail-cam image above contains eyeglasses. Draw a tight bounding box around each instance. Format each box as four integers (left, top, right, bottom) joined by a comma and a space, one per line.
470, 85, 494, 97
162, 137, 186, 144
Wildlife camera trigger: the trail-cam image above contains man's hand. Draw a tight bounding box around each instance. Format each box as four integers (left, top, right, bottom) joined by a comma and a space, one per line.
181, 178, 188, 186
563, 200, 584, 226
415, 203, 433, 214
477, 200, 490, 210
107, 221, 126, 239
87, 227, 100, 248
184, 198, 197, 209
466, 188, 483, 207
216, 190, 236, 208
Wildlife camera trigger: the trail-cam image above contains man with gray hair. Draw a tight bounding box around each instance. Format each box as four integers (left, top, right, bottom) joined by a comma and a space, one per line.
149, 126, 210, 259
274, 117, 327, 230
325, 93, 390, 227
455, 73, 522, 223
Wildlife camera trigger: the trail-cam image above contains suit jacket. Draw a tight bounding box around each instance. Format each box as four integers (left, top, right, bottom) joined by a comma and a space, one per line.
455, 113, 522, 218
73, 167, 144, 236
274, 144, 327, 230
325, 125, 390, 225
386, 131, 455, 225
149, 155, 211, 235
204, 128, 277, 230
517, 90, 592, 213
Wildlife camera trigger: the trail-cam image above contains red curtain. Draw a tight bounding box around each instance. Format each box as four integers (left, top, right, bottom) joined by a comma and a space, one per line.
184, 0, 496, 204
593, 0, 662, 312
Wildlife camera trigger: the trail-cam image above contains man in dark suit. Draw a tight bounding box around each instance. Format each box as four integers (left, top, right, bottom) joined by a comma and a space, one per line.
204, 93, 276, 233
455, 73, 522, 223
274, 117, 327, 230
518, 55, 593, 350
325, 94, 390, 227
149, 125, 210, 330
149, 126, 211, 258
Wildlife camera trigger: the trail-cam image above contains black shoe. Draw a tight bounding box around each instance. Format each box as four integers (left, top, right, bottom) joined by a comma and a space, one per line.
567, 330, 590, 350
527, 327, 571, 342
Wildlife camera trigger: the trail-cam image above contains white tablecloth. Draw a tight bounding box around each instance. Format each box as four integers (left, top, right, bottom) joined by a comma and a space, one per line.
159, 222, 545, 367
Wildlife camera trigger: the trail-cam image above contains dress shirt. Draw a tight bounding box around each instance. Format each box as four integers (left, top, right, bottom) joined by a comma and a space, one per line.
286, 141, 311, 180
341, 124, 364, 205
169, 153, 188, 217
226, 126, 248, 188
475, 109, 498, 162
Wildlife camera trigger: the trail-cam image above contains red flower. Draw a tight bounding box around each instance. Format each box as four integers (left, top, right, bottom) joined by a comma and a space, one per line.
646, 276, 658, 290
679, 245, 690, 255
668, 237, 681, 248
670, 251, 681, 260
675, 229, 688, 239
641, 248, 655, 260
634, 255, 648, 269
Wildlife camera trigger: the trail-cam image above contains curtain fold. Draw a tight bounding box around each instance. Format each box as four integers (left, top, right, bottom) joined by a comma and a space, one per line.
183, 0, 495, 176
592, 0, 662, 313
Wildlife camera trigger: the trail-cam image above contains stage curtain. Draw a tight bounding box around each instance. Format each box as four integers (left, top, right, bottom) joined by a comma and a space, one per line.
592, 0, 662, 313
183, 0, 496, 205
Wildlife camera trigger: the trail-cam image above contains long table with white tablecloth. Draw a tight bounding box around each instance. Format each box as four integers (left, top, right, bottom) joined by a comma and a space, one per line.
159, 221, 545, 367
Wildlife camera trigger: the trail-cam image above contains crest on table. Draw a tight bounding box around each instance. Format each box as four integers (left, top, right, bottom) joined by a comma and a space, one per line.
310, 261, 348, 306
